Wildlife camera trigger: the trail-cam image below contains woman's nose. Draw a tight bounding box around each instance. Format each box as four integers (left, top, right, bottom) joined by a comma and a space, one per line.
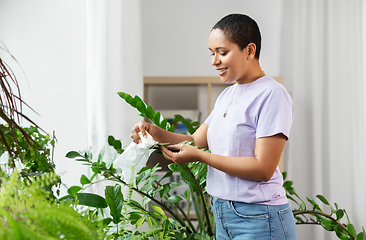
212, 55, 220, 66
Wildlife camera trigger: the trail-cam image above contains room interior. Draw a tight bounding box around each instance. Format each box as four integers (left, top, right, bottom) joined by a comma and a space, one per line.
0, 1, 365, 239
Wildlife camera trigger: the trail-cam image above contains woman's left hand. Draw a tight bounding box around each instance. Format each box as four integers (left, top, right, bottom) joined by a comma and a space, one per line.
160, 144, 201, 164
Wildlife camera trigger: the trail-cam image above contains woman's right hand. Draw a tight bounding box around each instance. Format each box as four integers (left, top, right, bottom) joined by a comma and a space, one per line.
131, 121, 156, 144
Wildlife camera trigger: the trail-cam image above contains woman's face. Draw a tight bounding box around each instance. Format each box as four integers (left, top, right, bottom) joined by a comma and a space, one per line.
208, 29, 250, 84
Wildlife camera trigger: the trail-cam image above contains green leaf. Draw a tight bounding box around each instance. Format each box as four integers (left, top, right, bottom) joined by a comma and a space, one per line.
151, 217, 162, 228
160, 118, 168, 130
80, 174, 91, 185
168, 124, 175, 132
282, 172, 287, 180
113, 139, 122, 150
160, 184, 170, 199
130, 97, 138, 107
168, 163, 186, 172
129, 200, 143, 210
146, 215, 153, 228
102, 218, 113, 227
136, 217, 145, 228
152, 205, 165, 217
97, 147, 105, 164
59, 193, 108, 208
335, 225, 350, 240
136, 100, 146, 113
136, 168, 152, 186
316, 195, 330, 205
153, 111, 161, 126
140, 175, 155, 191
117, 92, 127, 99
307, 197, 322, 211
142, 196, 151, 206
67, 186, 82, 195
283, 181, 293, 189
123, 93, 133, 104
357, 232, 366, 240
320, 218, 337, 231
105, 184, 124, 224
108, 135, 115, 146
166, 195, 183, 203
347, 224, 357, 237
65, 151, 83, 159
336, 209, 344, 220
145, 105, 155, 119
169, 182, 182, 188
159, 171, 173, 182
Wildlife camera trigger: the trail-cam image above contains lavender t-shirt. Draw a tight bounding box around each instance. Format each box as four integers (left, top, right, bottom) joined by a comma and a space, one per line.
205, 76, 294, 205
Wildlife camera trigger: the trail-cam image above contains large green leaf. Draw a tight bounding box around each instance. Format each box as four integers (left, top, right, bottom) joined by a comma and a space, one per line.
59, 193, 108, 208
105, 184, 124, 224
166, 195, 183, 203
65, 151, 83, 159
168, 163, 186, 173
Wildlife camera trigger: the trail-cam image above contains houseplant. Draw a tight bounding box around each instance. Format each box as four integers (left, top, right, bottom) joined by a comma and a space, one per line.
0, 49, 103, 239
64, 92, 365, 240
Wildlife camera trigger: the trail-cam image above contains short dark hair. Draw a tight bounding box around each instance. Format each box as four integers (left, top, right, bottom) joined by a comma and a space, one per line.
212, 14, 262, 59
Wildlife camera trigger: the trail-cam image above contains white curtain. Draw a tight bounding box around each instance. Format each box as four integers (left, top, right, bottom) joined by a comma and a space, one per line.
86, 0, 143, 192
86, 0, 143, 159
281, 1, 366, 239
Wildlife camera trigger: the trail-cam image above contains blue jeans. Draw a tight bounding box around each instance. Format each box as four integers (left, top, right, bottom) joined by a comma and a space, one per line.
211, 196, 297, 240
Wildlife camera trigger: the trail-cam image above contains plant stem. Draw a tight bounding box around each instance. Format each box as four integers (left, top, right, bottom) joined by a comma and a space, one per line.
190, 187, 204, 232
293, 210, 356, 240
109, 174, 190, 232
154, 180, 197, 233
184, 164, 213, 236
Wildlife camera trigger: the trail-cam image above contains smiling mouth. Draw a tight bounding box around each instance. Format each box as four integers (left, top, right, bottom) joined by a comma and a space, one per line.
217, 68, 228, 76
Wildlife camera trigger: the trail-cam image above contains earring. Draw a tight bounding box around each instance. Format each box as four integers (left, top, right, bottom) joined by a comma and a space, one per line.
249, 55, 253, 59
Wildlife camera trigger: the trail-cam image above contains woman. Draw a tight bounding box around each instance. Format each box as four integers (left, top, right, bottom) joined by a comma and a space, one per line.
131, 13, 296, 240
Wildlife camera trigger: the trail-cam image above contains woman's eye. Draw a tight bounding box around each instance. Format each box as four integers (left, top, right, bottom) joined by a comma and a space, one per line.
220, 52, 228, 56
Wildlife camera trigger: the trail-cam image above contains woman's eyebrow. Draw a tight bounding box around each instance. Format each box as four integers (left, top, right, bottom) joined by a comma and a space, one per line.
208, 47, 227, 51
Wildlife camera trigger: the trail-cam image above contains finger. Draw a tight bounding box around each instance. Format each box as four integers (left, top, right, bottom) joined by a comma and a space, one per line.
131, 123, 143, 143
131, 133, 141, 144
160, 146, 174, 161
138, 121, 148, 138
167, 144, 184, 152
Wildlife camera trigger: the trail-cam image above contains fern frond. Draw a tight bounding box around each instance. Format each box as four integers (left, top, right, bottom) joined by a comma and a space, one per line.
0, 171, 102, 239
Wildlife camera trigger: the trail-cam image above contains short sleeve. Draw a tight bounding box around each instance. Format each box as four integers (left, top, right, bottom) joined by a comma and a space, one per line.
256, 87, 294, 140
204, 111, 213, 126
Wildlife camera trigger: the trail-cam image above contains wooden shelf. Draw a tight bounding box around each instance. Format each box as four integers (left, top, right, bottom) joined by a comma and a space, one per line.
144, 76, 231, 113
144, 76, 282, 113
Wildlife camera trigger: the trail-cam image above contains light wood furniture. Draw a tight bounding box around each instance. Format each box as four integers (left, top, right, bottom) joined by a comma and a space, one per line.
144, 76, 283, 113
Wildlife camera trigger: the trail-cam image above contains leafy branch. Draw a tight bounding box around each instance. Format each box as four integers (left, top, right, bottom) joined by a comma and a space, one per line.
283, 172, 366, 240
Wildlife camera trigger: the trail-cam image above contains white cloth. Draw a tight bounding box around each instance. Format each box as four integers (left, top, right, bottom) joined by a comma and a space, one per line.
113, 132, 158, 184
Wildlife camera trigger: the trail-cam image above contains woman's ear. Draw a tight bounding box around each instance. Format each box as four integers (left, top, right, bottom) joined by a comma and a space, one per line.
246, 43, 257, 60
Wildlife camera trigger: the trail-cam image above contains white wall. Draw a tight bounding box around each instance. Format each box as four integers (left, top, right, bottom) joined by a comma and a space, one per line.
0, 0, 88, 193
141, 0, 283, 77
